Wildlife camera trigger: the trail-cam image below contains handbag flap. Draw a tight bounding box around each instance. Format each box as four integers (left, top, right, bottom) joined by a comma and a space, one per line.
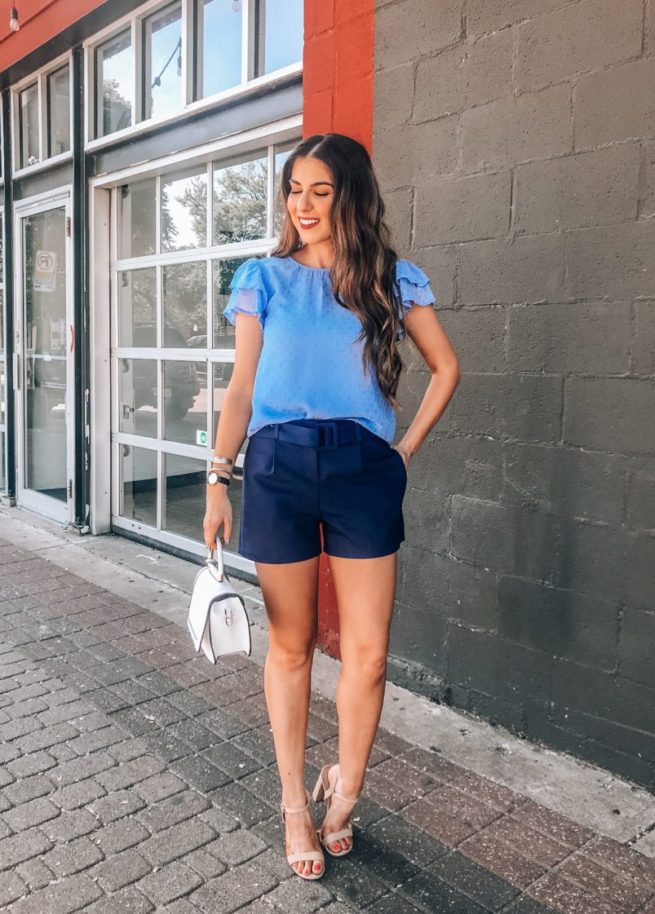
187, 566, 218, 649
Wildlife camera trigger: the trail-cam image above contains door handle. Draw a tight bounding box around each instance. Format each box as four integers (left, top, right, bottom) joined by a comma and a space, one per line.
13, 352, 20, 391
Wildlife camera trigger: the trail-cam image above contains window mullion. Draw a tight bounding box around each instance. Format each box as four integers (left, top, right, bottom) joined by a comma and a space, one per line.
243, 0, 256, 83
38, 74, 47, 162
181, 0, 194, 106
133, 18, 142, 125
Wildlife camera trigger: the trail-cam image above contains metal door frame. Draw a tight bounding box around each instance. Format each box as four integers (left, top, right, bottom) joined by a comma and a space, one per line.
13, 186, 75, 524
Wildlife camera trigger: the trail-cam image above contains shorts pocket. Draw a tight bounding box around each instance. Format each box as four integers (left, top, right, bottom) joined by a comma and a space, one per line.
244, 436, 276, 477
390, 446, 408, 478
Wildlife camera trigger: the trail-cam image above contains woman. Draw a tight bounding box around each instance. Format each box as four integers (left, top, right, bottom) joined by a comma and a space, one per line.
203, 133, 460, 880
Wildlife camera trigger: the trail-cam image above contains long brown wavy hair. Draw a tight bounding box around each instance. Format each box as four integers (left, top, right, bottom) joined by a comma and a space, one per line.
271, 133, 404, 407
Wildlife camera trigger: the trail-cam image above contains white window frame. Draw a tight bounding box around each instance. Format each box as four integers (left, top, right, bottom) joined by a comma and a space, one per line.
10, 52, 74, 178
88, 115, 300, 567
84, 0, 302, 151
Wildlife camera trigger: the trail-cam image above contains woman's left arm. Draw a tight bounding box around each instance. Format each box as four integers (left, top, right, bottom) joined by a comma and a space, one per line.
395, 304, 461, 463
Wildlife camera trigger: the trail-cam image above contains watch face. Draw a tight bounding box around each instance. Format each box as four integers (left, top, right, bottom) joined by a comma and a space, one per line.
207, 471, 219, 484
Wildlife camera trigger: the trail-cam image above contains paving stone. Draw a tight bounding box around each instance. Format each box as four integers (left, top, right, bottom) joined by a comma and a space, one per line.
459, 830, 548, 889
107, 737, 151, 763
580, 835, 655, 890
363, 894, 428, 914
135, 671, 181, 697
182, 846, 228, 879
109, 707, 161, 737
0, 869, 28, 907
136, 789, 210, 833
138, 860, 203, 905
199, 805, 240, 834
3, 773, 53, 805
138, 817, 217, 866
259, 876, 333, 912
429, 850, 521, 911
557, 852, 652, 911
8, 871, 103, 914
82, 884, 155, 914
353, 829, 419, 885
209, 781, 277, 827
200, 741, 262, 779
138, 698, 186, 728
95, 754, 165, 791
42, 835, 104, 877
483, 815, 571, 867
93, 817, 151, 855
321, 855, 389, 908
165, 718, 219, 751
189, 861, 278, 913
40, 808, 99, 842
232, 726, 277, 767
15, 857, 54, 890
368, 813, 449, 868
133, 771, 186, 803
142, 729, 192, 762
14, 722, 81, 753
206, 828, 268, 865
195, 707, 249, 739
399, 868, 492, 914
91, 849, 153, 892
171, 755, 231, 793
4, 797, 60, 831
48, 751, 116, 787
89, 788, 146, 824
527, 871, 626, 914
511, 799, 595, 849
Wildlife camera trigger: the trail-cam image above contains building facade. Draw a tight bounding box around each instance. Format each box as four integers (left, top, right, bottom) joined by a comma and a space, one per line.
1, 0, 654, 790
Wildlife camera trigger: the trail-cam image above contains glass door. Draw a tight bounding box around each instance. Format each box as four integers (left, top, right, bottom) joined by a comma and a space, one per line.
14, 193, 73, 522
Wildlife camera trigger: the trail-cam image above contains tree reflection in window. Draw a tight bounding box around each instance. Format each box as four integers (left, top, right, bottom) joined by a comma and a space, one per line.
213, 154, 268, 245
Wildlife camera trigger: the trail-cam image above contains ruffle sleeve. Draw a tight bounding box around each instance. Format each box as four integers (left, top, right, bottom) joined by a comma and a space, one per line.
393, 259, 436, 341
222, 258, 268, 330
395, 259, 436, 311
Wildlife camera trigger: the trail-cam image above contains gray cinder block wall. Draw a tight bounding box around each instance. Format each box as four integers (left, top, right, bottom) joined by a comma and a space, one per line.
373, 0, 655, 788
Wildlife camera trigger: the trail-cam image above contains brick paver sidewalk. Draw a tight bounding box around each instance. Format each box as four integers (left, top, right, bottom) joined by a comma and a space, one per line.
0, 538, 654, 913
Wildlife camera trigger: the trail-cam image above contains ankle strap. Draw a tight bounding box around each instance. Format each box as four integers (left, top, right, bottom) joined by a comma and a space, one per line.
280, 790, 310, 816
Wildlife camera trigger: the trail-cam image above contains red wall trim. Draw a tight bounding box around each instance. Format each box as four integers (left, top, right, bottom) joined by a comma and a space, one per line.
303, 0, 375, 656
0, 0, 108, 70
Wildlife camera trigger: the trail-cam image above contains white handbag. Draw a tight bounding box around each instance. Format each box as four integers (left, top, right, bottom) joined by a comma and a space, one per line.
187, 541, 251, 663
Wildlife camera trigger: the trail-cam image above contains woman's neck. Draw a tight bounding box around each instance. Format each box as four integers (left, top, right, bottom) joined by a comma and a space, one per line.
292, 240, 335, 270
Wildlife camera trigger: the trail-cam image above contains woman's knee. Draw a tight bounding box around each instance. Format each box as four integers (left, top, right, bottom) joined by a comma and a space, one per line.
342, 647, 388, 685
267, 636, 316, 672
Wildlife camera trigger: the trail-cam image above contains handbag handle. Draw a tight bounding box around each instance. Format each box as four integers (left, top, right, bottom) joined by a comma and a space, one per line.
206, 540, 225, 582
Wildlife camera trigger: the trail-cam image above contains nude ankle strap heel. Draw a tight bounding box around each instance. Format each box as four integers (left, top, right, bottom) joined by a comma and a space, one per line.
279, 789, 325, 880
312, 764, 359, 858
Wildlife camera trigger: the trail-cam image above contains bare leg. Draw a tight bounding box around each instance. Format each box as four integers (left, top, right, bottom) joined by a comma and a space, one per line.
322, 552, 398, 852
256, 555, 324, 877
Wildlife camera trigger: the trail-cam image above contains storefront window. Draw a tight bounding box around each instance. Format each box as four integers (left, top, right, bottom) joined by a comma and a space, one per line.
47, 66, 71, 157
196, 0, 242, 99
213, 152, 268, 245
118, 178, 157, 259
161, 166, 207, 252
144, 2, 183, 120
96, 30, 133, 137
260, 0, 303, 75
89, 0, 302, 142
19, 83, 39, 168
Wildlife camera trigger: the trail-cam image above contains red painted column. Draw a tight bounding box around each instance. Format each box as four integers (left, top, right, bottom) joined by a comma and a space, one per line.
303, 0, 375, 658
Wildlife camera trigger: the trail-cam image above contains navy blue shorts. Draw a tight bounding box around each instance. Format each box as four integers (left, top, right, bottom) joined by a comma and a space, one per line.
238, 419, 407, 563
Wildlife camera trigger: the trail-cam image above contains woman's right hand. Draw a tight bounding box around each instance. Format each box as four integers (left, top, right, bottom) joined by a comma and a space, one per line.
203, 488, 233, 551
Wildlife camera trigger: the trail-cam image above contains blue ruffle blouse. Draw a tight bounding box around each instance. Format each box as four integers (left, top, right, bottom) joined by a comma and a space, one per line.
222, 255, 436, 443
